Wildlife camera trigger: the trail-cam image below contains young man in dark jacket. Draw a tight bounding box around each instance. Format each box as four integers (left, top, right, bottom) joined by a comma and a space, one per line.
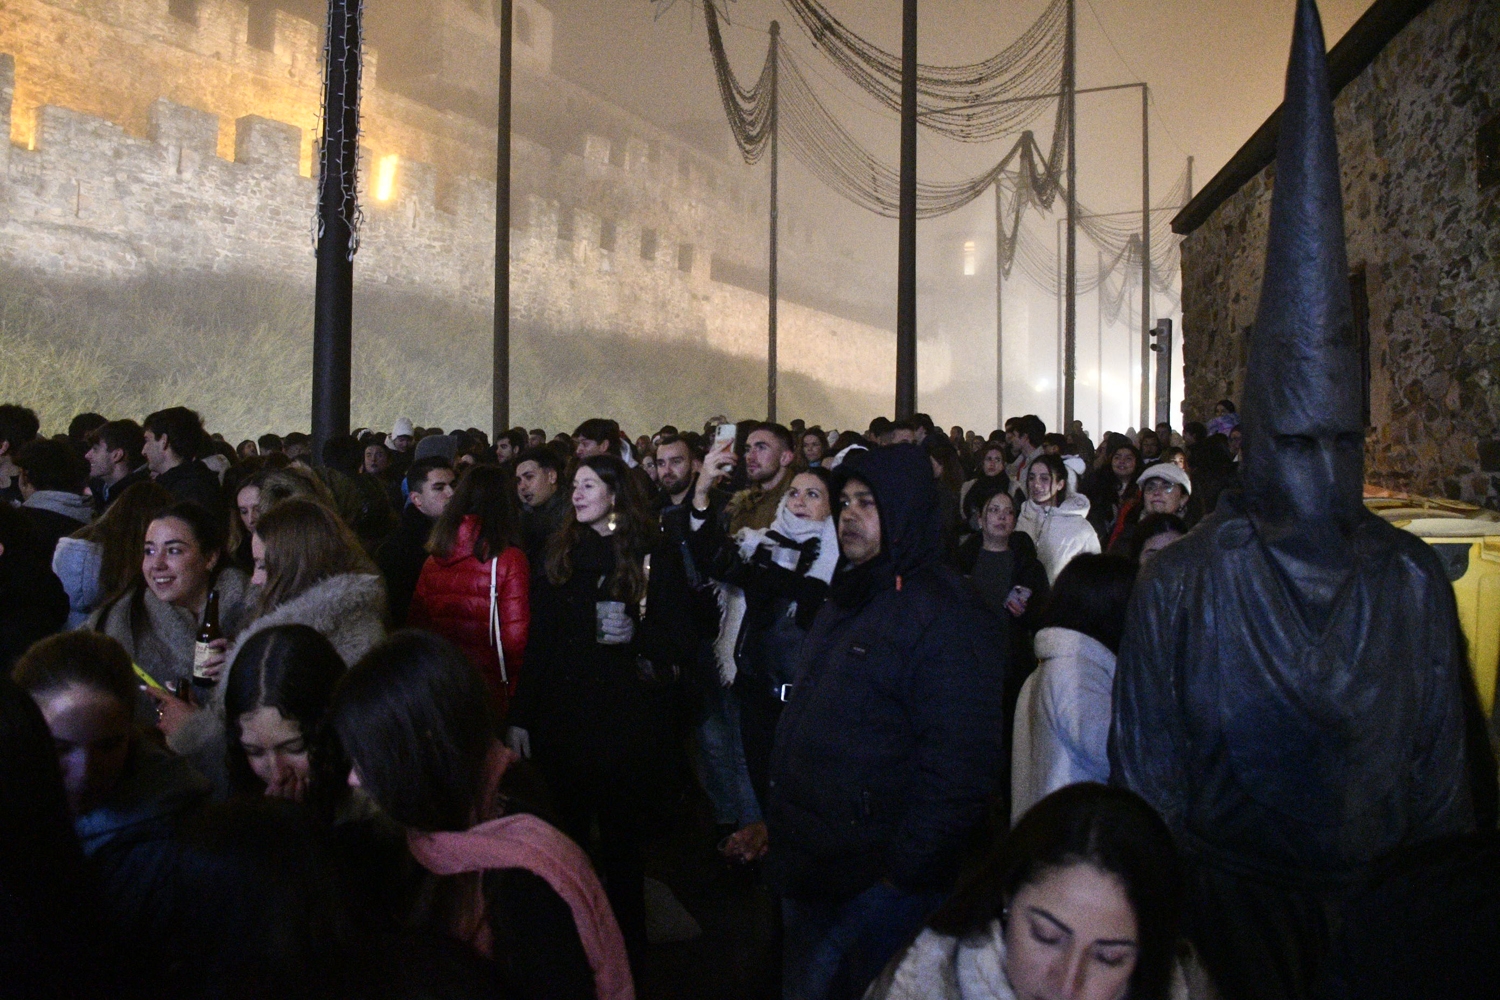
142, 407, 223, 520
768, 444, 1008, 1000
375, 457, 455, 626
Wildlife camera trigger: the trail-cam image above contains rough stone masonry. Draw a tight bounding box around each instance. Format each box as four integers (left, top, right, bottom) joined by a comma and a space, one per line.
1177, 0, 1498, 510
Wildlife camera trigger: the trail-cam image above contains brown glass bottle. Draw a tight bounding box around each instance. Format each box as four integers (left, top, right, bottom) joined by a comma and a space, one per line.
191, 588, 222, 687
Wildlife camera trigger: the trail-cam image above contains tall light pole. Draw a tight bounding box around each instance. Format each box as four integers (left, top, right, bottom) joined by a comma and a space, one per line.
1062, 0, 1077, 431
311, 0, 361, 462
1138, 84, 1151, 431
492, 0, 513, 437
767, 21, 780, 422
994, 179, 1005, 429
894, 0, 918, 420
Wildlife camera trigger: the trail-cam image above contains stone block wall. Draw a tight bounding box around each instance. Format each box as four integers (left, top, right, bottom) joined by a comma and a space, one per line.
0, 51, 913, 397
1179, 0, 1498, 508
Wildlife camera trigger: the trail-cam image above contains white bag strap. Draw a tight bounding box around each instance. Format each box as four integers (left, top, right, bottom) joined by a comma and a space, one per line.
489, 557, 508, 685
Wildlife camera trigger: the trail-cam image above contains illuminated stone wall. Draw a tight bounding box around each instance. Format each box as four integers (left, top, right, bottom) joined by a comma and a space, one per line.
0, 0, 939, 399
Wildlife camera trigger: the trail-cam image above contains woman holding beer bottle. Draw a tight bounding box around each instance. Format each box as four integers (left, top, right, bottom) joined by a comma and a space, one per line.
91, 501, 254, 733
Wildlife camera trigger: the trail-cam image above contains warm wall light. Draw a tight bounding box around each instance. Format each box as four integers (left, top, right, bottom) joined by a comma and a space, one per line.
375, 154, 399, 201
963, 240, 977, 277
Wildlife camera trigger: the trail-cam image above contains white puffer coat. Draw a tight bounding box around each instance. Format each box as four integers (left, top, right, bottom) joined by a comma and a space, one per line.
1015, 494, 1100, 583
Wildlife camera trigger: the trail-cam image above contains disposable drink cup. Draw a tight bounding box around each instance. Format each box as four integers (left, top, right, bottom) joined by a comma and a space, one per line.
596, 601, 627, 643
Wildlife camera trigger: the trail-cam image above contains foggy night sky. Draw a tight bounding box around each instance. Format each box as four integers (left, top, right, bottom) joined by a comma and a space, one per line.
543, 0, 1371, 217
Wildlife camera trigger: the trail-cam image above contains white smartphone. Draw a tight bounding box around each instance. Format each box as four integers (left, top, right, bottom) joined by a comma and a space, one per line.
714, 423, 737, 446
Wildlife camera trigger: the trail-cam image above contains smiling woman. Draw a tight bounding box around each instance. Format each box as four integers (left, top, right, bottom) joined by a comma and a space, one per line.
89, 501, 255, 733
867, 783, 1185, 1000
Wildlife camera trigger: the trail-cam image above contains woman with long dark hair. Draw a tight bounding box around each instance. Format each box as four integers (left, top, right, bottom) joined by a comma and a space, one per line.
1087, 441, 1143, 550
53, 479, 174, 629
91, 500, 255, 739
409, 465, 529, 717
335, 630, 631, 1000
869, 783, 1184, 1000
223, 624, 347, 804
508, 454, 660, 967
1010, 554, 1138, 823
1016, 454, 1099, 584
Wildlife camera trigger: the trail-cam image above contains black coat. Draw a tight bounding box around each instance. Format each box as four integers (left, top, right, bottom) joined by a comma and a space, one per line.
637, 493, 720, 676
512, 531, 666, 782
374, 503, 435, 627
767, 445, 1008, 902
0, 510, 68, 672
155, 460, 225, 521
956, 530, 1048, 727
95, 465, 150, 515
521, 492, 571, 567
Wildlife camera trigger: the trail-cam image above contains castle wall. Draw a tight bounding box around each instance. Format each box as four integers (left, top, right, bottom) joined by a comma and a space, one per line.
1179, 0, 1498, 509
0, 50, 911, 398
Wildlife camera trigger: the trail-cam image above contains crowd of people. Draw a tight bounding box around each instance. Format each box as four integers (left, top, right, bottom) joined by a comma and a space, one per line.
0, 397, 1491, 1000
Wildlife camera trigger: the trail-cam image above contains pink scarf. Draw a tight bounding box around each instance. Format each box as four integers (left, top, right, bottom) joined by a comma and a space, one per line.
406, 744, 635, 1000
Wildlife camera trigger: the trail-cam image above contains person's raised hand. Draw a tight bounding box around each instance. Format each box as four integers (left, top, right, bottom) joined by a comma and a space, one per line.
795, 537, 822, 575
196, 638, 229, 683
144, 685, 200, 739
265, 768, 309, 803
695, 440, 737, 506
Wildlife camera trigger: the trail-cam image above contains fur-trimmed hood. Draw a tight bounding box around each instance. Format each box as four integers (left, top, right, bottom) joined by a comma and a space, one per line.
227, 572, 387, 669
168, 572, 386, 772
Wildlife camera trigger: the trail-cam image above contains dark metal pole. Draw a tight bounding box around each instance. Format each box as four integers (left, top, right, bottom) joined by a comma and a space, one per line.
1062, 0, 1077, 432
994, 179, 1004, 430
1138, 83, 1151, 432
1055, 216, 1063, 429
767, 21, 780, 423
311, 0, 361, 462
1096, 249, 1104, 437
894, 0, 918, 420
492, 0, 513, 437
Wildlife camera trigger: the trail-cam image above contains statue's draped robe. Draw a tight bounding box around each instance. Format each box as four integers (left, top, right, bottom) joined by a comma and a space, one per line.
1110, 495, 1482, 999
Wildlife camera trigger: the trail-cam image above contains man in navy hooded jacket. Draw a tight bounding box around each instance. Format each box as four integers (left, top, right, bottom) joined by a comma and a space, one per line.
767, 443, 1008, 1000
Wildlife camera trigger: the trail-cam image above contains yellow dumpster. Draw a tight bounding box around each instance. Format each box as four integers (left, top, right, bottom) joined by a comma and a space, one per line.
1365, 492, 1500, 715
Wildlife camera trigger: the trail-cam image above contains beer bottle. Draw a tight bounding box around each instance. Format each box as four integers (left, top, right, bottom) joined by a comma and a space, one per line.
192, 588, 222, 687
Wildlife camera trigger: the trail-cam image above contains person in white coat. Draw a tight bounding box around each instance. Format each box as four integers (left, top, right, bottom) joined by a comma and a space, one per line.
1010, 554, 1138, 824
1015, 453, 1100, 583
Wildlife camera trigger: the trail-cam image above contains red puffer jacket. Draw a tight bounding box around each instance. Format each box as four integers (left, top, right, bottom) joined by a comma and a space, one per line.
410, 516, 530, 713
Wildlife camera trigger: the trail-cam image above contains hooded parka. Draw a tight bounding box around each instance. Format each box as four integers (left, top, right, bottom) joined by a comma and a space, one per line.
767, 445, 1008, 902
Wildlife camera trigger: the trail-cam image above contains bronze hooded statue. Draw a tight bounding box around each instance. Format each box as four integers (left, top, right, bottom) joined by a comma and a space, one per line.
1108, 1, 1495, 997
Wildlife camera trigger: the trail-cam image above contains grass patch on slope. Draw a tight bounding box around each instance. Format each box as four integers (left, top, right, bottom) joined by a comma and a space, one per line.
0, 269, 884, 439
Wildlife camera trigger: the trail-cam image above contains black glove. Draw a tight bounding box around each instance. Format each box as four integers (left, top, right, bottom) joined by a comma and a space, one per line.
750, 541, 776, 568
795, 537, 821, 576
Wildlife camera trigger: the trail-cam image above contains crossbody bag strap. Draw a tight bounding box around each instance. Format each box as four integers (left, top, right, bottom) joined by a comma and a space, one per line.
489, 557, 507, 684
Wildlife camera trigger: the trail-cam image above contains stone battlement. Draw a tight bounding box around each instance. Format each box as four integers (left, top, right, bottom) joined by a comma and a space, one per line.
0, 52, 950, 395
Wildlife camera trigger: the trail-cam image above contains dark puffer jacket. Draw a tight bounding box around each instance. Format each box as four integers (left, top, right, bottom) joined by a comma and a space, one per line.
767, 444, 1008, 902
409, 516, 529, 710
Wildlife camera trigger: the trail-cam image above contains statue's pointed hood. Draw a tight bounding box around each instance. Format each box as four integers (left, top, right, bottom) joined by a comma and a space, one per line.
1241, 0, 1364, 521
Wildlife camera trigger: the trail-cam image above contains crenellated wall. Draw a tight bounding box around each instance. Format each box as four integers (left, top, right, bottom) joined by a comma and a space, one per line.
0, 44, 927, 398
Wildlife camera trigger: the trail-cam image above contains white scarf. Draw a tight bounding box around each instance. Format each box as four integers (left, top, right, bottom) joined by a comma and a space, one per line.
712, 496, 838, 684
